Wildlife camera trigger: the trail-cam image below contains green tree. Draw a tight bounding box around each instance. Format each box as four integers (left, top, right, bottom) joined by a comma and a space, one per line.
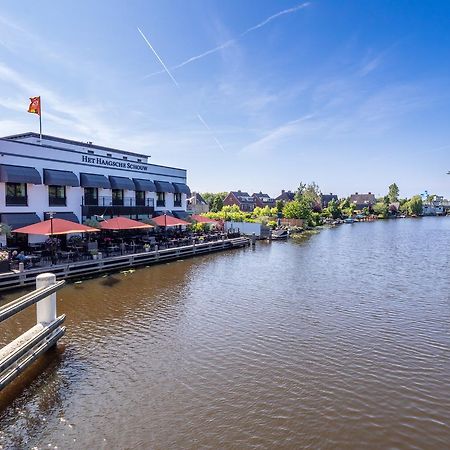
323, 199, 341, 219
294, 182, 306, 201
282, 199, 312, 222
276, 200, 284, 212
388, 183, 399, 203
373, 202, 389, 218
408, 195, 423, 216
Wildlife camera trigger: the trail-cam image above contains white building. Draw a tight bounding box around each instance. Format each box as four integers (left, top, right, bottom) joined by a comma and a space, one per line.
0, 132, 190, 244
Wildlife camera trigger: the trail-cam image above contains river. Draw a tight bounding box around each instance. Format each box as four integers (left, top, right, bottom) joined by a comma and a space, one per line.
0, 218, 449, 449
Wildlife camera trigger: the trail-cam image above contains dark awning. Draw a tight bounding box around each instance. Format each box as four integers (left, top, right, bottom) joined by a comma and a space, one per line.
173, 211, 190, 220
1, 213, 41, 230
0, 164, 41, 184
133, 178, 156, 192
109, 176, 135, 190
44, 169, 79, 187
44, 212, 79, 223
172, 183, 191, 196
154, 180, 175, 193
80, 173, 111, 189
153, 210, 172, 217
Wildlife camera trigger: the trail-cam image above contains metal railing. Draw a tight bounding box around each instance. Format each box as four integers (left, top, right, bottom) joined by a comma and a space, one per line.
0, 273, 66, 391
83, 196, 154, 207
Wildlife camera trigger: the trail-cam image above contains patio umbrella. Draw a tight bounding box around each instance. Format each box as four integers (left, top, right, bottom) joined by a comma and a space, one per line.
191, 214, 220, 225
99, 216, 153, 230
13, 218, 99, 235
151, 214, 190, 227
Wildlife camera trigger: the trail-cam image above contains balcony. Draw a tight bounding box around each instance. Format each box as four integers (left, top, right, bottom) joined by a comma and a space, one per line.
82, 196, 154, 218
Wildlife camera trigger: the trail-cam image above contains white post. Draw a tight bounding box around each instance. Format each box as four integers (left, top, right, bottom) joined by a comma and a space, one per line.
36, 273, 57, 325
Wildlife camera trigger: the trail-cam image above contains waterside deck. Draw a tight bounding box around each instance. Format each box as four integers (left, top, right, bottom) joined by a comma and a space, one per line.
0, 237, 249, 293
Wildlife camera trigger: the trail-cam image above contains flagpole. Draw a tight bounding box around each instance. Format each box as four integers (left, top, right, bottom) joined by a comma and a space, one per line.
39, 97, 42, 143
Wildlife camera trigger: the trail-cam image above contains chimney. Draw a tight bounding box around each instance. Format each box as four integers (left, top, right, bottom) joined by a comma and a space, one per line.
281, 189, 285, 193
368, 192, 371, 194
355, 192, 358, 195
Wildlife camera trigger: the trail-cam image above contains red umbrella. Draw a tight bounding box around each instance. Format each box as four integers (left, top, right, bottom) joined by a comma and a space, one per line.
191, 214, 220, 225
151, 214, 190, 227
99, 216, 153, 230
14, 218, 99, 235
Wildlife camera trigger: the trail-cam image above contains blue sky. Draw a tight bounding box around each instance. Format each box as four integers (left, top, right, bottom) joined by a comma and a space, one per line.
0, 0, 449, 198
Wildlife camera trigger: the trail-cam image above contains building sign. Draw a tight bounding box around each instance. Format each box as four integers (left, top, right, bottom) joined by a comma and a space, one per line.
82, 155, 148, 172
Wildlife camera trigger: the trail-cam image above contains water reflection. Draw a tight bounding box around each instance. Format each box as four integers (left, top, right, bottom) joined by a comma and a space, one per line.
0, 219, 449, 449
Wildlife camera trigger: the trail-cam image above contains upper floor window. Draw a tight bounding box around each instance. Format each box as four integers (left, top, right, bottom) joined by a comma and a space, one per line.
84, 187, 98, 206
174, 192, 182, 207
156, 192, 165, 207
6, 182, 27, 206
112, 189, 124, 206
136, 190, 145, 206
48, 185, 66, 206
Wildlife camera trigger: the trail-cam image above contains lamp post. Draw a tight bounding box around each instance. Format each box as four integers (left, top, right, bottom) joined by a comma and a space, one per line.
48, 211, 55, 265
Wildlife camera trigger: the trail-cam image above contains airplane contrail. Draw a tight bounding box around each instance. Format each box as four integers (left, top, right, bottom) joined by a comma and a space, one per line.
137, 27, 179, 88
143, 2, 310, 78
138, 27, 226, 152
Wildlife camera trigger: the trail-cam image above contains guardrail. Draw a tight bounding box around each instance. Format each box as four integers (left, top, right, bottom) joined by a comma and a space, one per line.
0, 273, 66, 391
0, 237, 250, 293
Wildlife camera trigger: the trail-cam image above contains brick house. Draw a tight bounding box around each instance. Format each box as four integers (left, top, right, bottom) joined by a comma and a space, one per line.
223, 190, 256, 212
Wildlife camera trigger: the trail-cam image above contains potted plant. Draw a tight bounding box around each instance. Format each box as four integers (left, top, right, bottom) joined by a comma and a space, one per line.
90, 249, 99, 260
0, 223, 11, 248
143, 243, 151, 252
0, 250, 10, 273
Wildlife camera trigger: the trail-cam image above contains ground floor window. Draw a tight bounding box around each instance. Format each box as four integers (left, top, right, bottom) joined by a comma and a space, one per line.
6, 182, 27, 206
48, 185, 66, 206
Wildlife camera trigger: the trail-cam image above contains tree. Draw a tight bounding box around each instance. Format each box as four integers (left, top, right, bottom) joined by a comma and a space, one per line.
323, 199, 341, 219
388, 183, 399, 203
202, 192, 227, 212
276, 200, 284, 212
408, 195, 423, 216
373, 202, 389, 218
294, 182, 306, 201
282, 199, 312, 222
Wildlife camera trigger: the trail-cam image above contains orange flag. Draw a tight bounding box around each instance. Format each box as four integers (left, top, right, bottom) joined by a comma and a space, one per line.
28, 96, 41, 115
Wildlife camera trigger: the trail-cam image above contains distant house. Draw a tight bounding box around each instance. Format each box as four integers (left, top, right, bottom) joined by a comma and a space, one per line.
275, 190, 295, 202
223, 190, 256, 212
187, 192, 209, 214
321, 193, 338, 208
349, 192, 376, 210
423, 195, 446, 216
252, 192, 276, 209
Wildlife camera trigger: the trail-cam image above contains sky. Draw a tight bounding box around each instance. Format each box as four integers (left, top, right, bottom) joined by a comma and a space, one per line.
0, 0, 449, 198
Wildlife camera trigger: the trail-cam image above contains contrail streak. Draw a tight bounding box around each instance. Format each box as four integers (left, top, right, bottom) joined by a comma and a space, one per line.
137, 27, 179, 88
143, 2, 310, 78
197, 114, 226, 152
138, 28, 226, 152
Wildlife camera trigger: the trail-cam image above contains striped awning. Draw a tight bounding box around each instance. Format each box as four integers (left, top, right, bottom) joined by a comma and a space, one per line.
0, 164, 42, 184
172, 183, 191, 195
109, 176, 135, 190
154, 180, 175, 193
44, 169, 79, 187
133, 178, 156, 192
0, 213, 41, 230
80, 173, 111, 189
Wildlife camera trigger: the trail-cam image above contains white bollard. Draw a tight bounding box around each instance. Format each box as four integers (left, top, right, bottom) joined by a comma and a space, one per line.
36, 273, 57, 325
19, 262, 24, 273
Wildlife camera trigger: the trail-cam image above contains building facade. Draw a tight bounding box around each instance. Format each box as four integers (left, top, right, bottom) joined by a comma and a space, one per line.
223, 191, 256, 212
0, 133, 190, 240
187, 192, 209, 214
252, 192, 276, 209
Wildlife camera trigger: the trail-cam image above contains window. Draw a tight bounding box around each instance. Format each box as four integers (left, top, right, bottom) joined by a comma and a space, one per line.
6, 182, 27, 206
48, 185, 66, 206
136, 190, 145, 206
84, 187, 98, 205
174, 192, 182, 207
123, 156, 128, 160
156, 192, 165, 207
112, 189, 124, 205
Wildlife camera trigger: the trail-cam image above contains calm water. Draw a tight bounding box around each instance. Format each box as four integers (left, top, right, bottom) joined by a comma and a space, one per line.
0, 218, 449, 449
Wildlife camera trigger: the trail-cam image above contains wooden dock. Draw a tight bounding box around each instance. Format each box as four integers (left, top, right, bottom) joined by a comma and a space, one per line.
0, 237, 249, 293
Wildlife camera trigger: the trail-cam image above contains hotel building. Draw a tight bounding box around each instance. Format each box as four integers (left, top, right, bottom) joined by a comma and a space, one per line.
0, 132, 190, 244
